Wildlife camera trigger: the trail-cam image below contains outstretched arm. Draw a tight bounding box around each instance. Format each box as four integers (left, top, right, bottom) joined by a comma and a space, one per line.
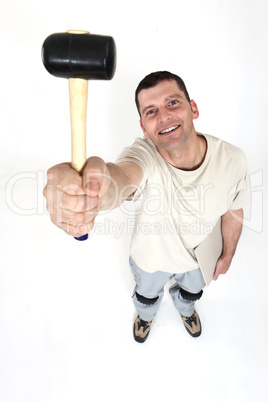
43, 157, 143, 238
213, 208, 243, 281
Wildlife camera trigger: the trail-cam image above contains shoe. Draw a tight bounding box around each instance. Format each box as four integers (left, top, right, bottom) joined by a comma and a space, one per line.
180, 310, 202, 338
133, 315, 153, 343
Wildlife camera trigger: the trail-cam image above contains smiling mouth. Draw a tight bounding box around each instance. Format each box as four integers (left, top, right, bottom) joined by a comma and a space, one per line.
159, 125, 180, 135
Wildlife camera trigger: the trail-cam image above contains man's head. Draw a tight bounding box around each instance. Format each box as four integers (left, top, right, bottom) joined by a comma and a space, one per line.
135, 72, 199, 158
135, 71, 191, 117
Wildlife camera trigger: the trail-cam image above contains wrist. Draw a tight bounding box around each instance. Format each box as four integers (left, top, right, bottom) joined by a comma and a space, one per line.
220, 251, 234, 263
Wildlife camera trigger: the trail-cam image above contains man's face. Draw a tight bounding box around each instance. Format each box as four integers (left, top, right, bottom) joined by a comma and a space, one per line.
138, 79, 199, 154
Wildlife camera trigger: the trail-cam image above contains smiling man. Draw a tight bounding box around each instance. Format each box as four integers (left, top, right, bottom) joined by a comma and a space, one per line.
44, 71, 250, 343
137, 77, 205, 169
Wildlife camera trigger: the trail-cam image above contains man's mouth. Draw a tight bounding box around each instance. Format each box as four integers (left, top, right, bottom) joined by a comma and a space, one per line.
159, 125, 180, 135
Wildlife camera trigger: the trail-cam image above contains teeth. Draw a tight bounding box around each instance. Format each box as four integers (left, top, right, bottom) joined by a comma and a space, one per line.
160, 125, 179, 134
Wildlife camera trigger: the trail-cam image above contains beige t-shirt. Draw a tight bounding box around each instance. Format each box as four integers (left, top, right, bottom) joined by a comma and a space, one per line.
115, 133, 250, 275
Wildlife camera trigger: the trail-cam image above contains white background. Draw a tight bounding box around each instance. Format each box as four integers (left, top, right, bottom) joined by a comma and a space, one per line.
0, 0, 267, 401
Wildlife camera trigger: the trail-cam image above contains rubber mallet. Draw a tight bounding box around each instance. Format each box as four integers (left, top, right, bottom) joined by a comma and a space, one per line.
41, 30, 116, 240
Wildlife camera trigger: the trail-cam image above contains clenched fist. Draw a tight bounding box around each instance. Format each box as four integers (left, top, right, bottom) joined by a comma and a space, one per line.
43, 157, 111, 237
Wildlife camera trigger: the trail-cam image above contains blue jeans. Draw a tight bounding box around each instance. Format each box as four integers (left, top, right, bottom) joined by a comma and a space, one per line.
129, 256, 206, 321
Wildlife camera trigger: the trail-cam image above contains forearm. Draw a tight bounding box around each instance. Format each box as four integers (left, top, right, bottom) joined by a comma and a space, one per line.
221, 209, 243, 259
100, 162, 140, 210
213, 208, 243, 280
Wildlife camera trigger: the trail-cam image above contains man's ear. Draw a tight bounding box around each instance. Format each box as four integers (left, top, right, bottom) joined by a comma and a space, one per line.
190, 100, 199, 120
140, 119, 148, 137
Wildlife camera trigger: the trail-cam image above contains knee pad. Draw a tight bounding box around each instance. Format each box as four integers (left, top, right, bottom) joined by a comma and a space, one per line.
135, 292, 159, 305
179, 287, 203, 301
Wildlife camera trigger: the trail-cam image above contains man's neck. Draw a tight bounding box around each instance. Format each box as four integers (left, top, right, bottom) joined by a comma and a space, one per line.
157, 134, 207, 171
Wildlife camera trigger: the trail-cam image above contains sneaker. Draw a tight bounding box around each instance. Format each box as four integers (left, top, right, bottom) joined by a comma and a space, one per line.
180, 310, 202, 338
133, 315, 153, 343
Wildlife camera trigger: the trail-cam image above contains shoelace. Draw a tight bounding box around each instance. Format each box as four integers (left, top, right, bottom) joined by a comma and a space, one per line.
138, 318, 150, 332
185, 314, 197, 326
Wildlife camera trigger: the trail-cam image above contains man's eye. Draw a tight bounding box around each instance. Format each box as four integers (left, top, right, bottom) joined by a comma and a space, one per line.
146, 109, 156, 116
169, 100, 178, 106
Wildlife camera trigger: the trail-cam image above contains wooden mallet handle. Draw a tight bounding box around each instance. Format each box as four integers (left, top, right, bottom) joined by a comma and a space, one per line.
69, 77, 88, 174
68, 30, 89, 240
69, 77, 89, 240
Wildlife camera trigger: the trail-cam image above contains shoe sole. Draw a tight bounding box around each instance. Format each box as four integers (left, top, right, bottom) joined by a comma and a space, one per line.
184, 325, 202, 338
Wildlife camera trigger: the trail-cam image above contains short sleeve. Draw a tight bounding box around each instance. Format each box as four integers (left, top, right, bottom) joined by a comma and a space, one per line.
228, 152, 251, 210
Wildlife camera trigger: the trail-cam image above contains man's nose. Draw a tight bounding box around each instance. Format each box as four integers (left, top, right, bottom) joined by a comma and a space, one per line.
157, 107, 171, 123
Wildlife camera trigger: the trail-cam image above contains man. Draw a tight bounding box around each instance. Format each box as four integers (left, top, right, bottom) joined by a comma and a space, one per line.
44, 71, 250, 343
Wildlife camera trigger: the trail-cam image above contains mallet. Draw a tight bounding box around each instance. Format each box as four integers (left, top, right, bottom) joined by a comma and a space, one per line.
42, 30, 116, 240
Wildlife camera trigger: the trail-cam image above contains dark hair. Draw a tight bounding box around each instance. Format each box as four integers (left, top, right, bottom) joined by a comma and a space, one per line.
135, 71, 191, 116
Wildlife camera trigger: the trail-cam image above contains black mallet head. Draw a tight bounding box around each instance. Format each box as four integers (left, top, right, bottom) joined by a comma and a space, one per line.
42, 31, 116, 80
